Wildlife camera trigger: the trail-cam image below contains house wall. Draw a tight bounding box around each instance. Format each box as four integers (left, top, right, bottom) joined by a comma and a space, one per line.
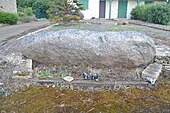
127, 0, 144, 18
0, 0, 17, 13
105, 0, 118, 19
81, 0, 100, 19
82, 0, 145, 19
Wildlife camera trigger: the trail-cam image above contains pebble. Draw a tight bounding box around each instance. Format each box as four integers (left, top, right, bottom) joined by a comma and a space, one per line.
0, 83, 4, 86
52, 85, 55, 88
63, 76, 74, 82
13, 70, 18, 74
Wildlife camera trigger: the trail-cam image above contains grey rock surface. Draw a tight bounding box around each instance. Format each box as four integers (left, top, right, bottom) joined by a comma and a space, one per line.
0, 29, 155, 69
163, 65, 170, 78
0, 53, 32, 72
142, 63, 162, 84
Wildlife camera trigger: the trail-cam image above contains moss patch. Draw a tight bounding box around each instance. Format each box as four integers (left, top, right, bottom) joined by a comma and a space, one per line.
0, 78, 170, 112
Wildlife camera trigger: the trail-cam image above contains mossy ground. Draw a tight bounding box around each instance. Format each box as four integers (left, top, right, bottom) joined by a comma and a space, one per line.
0, 78, 170, 113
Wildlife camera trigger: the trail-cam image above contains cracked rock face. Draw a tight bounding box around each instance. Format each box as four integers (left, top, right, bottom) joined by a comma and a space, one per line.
0, 29, 156, 69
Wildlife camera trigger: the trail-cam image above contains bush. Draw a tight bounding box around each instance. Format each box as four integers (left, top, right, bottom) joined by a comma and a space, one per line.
18, 7, 34, 17
131, 5, 149, 21
0, 12, 18, 25
19, 16, 35, 23
131, 3, 170, 25
17, 0, 37, 8
17, 0, 49, 19
32, 0, 49, 18
17, 7, 35, 23
144, 4, 170, 25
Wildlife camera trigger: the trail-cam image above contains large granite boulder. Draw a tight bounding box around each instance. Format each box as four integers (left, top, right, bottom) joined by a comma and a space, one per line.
0, 29, 155, 69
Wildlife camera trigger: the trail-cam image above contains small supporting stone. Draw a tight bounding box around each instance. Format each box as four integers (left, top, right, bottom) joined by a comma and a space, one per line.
142, 63, 162, 84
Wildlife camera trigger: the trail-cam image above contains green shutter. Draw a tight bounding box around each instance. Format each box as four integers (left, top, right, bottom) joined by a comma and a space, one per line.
79, 0, 89, 10
118, 0, 128, 18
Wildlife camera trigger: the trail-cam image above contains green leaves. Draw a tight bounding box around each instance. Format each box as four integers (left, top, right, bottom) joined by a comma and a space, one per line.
17, 0, 49, 19
47, 0, 83, 25
0, 12, 18, 25
131, 3, 170, 25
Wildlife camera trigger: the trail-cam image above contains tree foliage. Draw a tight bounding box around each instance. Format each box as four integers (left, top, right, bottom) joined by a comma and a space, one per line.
47, 0, 83, 25
131, 3, 170, 25
17, 0, 49, 19
32, 0, 49, 18
0, 11, 18, 25
17, 0, 37, 8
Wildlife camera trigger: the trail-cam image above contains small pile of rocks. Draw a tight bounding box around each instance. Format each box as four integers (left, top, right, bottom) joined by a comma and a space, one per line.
142, 44, 170, 84
155, 45, 170, 77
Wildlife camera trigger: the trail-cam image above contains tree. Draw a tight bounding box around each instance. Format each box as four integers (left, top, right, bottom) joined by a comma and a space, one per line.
32, 0, 49, 18
17, 0, 37, 8
17, 0, 49, 19
47, 0, 83, 25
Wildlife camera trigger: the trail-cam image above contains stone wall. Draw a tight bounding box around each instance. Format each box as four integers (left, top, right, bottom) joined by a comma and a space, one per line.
0, 0, 17, 13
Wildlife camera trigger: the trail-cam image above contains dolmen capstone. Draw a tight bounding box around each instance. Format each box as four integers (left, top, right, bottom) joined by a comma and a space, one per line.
0, 29, 156, 81
1, 29, 155, 69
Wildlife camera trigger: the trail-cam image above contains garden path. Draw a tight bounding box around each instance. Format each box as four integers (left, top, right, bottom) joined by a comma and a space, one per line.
0, 20, 50, 41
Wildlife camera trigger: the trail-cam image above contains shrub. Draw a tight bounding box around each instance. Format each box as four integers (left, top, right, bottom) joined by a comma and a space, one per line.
17, 0, 37, 8
17, 0, 49, 19
24, 7, 34, 16
19, 16, 35, 23
131, 5, 149, 21
18, 7, 34, 17
32, 0, 49, 18
144, 4, 170, 25
18, 7, 35, 23
0, 12, 18, 25
131, 3, 170, 25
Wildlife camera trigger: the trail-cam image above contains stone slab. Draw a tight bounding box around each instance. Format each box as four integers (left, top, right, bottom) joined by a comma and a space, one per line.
142, 63, 162, 84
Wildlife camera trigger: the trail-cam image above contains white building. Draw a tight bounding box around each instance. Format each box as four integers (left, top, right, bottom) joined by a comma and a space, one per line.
79, 0, 168, 19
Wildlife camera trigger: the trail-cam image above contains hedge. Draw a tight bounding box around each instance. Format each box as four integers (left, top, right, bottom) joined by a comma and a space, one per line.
131, 3, 170, 25
0, 12, 18, 25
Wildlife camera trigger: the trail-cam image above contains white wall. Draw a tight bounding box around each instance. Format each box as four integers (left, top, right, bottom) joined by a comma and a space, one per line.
81, 0, 100, 19
127, 1, 137, 19
81, 0, 145, 19
127, 1, 144, 19
105, 0, 118, 19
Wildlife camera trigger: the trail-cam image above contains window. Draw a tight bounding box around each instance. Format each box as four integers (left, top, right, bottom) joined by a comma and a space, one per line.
79, 0, 89, 10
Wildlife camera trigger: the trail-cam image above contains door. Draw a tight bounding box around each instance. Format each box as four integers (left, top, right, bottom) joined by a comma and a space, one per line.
99, 0, 106, 18
118, 0, 128, 18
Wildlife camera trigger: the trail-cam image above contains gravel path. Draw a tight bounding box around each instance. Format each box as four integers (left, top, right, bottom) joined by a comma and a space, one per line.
0, 20, 50, 41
